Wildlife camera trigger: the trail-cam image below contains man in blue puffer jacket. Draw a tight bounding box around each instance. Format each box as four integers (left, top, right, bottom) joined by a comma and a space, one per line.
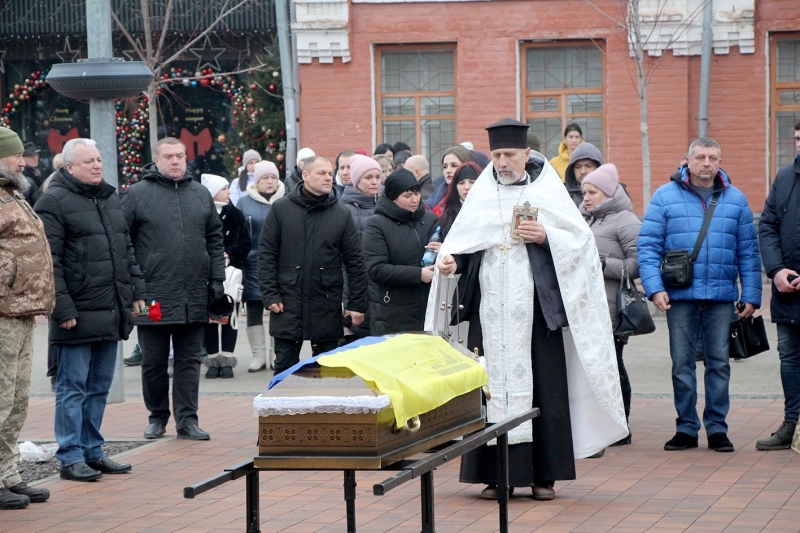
638, 137, 761, 454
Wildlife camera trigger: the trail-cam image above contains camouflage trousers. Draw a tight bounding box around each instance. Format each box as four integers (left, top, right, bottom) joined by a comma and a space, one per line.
0, 316, 34, 488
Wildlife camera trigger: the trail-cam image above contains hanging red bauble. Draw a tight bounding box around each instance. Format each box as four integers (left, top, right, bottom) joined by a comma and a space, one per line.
279, 130, 285, 137
250, 83, 257, 90
235, 156, 242, 162
199, 78, 210, 88
269, 84, 276, 92
269, 142, 275, 148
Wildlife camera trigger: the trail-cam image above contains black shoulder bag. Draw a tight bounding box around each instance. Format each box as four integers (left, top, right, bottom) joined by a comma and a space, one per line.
615, 260, 656, 337
660, 191, 721, 288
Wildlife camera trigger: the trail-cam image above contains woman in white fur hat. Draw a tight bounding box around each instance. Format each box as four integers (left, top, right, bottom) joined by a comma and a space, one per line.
201, 174, 250, 378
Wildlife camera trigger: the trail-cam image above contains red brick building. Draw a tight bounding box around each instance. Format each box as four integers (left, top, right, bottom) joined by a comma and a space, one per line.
293, 0, 800, 214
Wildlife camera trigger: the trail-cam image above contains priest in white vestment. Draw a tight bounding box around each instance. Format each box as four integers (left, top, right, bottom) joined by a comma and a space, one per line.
425, 119, 627, 501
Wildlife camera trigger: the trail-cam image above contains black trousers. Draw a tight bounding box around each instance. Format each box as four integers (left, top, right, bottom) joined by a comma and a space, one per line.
138, 324, 205, 430
615, 337, 631, 420
204, 304, 239, 354
273, 338, 339, 375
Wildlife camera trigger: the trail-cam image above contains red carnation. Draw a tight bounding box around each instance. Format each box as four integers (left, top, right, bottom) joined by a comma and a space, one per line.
148, 301, 162, 322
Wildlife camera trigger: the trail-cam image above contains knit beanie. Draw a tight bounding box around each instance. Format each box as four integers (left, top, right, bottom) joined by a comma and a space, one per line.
253, 160, 280, 182
526, 132, 541, 152
348, 154, 382, 190
201, 174, 229, 198
384, 168, 419, 201
241, 149, 262, 168
581, 163, 619, 198
0, 127, 24, 159
296, 147, 315, 167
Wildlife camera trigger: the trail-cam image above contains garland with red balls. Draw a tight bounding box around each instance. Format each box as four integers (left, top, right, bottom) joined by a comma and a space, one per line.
0, 70, 48, 128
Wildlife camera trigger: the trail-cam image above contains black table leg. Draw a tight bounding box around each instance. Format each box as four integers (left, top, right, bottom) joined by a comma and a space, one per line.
497, 433, 509, 533
420, 470, 436, 533
245, 470, 261, 533
344, 469, 357, 533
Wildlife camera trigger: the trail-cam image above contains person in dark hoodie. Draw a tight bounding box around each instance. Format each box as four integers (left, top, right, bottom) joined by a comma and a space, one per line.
362, 168, 439, 335
35, 138, 145, 482
200, 174, 250, 379
121, 137, 226, 442
563, 142, 603, 207
258, 156, 368, 374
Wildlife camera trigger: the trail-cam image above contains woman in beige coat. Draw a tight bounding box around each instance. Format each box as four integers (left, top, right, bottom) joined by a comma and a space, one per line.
580, 163, 642, 446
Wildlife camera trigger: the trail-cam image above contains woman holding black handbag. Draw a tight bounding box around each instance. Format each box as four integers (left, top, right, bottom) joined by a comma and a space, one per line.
580, 163, 642, 446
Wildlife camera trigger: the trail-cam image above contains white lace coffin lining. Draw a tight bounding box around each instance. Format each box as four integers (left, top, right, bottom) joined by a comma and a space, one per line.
253, 394, 392, 417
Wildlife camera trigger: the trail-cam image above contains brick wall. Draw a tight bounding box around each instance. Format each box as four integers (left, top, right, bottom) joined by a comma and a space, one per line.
297, 0, 800, 214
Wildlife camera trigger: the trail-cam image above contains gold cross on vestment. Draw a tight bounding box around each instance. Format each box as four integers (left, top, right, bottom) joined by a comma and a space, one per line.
499, 242, 512, 260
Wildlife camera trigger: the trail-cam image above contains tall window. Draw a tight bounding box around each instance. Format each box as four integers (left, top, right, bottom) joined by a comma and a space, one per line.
377, 47, 456, 165
522, 43, 604, 160
772, 35, 800, 177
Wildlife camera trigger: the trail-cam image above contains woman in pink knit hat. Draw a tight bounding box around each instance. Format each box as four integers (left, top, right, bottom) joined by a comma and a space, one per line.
581, 163, 642, 448
340, 154, 382, 341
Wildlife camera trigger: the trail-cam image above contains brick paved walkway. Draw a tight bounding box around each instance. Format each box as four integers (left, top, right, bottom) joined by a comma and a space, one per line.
6, 393, 800, 532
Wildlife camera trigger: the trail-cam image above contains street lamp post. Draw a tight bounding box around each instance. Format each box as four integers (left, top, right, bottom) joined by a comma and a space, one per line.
47, 0, 153, 403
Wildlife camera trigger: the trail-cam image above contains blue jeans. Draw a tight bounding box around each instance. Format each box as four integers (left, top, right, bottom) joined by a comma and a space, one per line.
55, 341, 117, 467
666, 300, 733, 437
776, 324, 800, 422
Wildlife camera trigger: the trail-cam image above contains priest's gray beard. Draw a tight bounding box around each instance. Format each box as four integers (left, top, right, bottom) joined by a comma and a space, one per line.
0, 161, 29, 193
496, 169, 524, 185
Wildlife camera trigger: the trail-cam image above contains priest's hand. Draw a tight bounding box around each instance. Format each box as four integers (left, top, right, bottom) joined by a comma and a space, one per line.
345, 310, 364, 326
652, 291, 670, 311
517, 220, 547, 244
438, 255, 457, 275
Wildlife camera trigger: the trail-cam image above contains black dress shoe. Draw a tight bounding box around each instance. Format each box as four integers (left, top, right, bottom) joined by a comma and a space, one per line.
60, 461, 102, 482
86, 456, 132, 474
664, 432, 698, 451
177, 424, 210, 440
144, 422, 166, 439
9, 482, 49, 503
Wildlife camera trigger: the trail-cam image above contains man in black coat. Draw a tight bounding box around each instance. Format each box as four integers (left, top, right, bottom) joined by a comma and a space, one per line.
757, 119, 800, 450
35, 138, 146, 482
121, 137, 226, 441
258, 156, 367, 374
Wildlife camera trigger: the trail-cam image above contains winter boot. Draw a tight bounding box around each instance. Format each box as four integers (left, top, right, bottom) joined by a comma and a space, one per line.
247, 326, 267, 372
268, 336, 276, 370
218, 352, 238, 379
756, 420, 797, 451
0, 488, 29, 509
124, 343, 142, 366
204, 354, 221, 379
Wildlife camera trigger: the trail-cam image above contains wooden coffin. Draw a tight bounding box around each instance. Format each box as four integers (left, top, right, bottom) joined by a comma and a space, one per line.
255, 366, 484, 469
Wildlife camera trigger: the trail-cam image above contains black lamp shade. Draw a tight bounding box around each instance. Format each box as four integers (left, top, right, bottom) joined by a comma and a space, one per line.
47, 58, 154, 100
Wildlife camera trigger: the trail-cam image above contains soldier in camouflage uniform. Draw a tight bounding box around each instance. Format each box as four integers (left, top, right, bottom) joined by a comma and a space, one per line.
0, 127, 55, 509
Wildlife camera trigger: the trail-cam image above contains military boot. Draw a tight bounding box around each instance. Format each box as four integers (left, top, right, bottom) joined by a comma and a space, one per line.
0, 488, 29, 509
756, 420, 797, 451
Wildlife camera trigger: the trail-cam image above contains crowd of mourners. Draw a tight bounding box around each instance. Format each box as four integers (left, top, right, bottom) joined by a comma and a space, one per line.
1, 116, 799, 509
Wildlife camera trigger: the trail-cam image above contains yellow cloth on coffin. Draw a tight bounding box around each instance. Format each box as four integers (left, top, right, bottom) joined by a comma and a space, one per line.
317, 334, 488, 428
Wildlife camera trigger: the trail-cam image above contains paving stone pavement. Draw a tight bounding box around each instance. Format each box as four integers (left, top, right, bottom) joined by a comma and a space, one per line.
13, 292, 799, 533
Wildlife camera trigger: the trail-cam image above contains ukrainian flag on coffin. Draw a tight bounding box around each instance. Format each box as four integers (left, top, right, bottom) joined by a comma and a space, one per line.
267, 334, 488, 428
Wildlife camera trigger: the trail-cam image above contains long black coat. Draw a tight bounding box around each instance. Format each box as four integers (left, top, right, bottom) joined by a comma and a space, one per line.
362, 195, 438, 335
258, 184, 367, 341
760, 157, 800, 324
121, 163, 226, 325
35, 169, 145, 344
219, 203, 250, 269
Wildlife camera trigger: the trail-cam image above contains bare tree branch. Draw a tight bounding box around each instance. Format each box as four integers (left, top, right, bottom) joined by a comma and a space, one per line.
155, 0, 175, 61
111, 9, 147, 63
140, 0, 154, 64
584, 0, 627, 29
160, 0, 252, 69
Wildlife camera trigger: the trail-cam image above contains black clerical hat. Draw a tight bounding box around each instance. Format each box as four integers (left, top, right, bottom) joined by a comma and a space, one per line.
486, 119, 530, 151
